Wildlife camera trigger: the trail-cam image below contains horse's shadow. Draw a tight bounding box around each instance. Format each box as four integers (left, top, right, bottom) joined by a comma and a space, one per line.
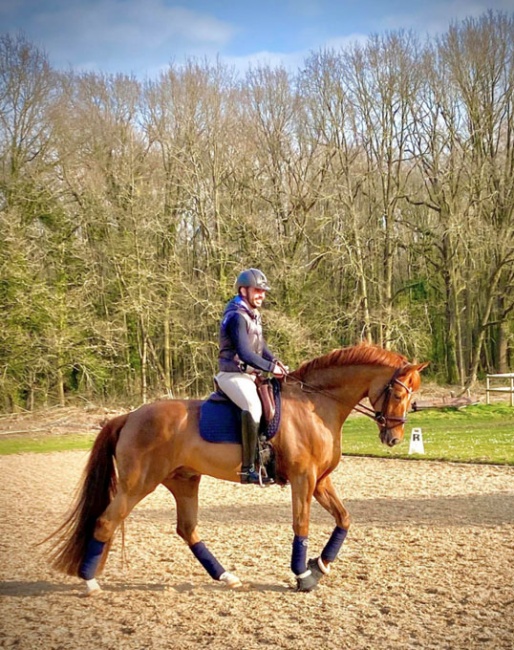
136, 492, 514, 527
0, 580, 78, 597
0, 579, 167, 598
0, 578, 291, 598
171, 581, 291, 593
344, 492, 514, 527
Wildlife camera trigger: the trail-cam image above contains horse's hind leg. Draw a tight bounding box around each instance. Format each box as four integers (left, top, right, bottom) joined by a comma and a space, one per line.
163, 475, 242, 589
81, 476, 158, 595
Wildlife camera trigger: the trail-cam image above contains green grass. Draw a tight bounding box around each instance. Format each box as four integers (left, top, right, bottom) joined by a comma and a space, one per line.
342, 404, 514, 465
1, 404, 513, 465
0, 433, 96, 455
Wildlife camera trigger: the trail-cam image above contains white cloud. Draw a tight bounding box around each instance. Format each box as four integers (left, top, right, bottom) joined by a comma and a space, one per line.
8, 0, 237, 75
379, 0, 513, 36
223, 49, 307, 75
323, 33, 370, 50
3, 0, 512, 79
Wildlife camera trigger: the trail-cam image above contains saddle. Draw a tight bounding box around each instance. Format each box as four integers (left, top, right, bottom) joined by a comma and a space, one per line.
199, 377, 283, 483
254, 374, 276, 423
199, 376, 282, 442
208, 375, 278, 429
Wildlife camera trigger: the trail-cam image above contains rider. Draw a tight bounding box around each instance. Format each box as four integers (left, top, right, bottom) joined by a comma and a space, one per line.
216, 268, 286, 485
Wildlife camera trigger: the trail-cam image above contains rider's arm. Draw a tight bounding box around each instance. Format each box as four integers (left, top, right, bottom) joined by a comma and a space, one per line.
262, 342, 275, 362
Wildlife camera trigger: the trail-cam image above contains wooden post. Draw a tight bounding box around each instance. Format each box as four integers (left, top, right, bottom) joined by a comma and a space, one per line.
486, 373, 514, 406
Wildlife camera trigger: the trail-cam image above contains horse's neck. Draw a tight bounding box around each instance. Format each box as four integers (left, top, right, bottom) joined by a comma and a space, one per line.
282, 365, 383, 451
299, 364, 392, 429
303, 364, 372, 405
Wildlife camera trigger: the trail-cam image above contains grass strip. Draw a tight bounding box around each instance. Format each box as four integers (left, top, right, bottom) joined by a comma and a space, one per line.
1, 405, 513, 465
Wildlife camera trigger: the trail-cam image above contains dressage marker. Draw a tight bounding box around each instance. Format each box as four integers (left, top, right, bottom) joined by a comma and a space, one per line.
409, 428, 425, 455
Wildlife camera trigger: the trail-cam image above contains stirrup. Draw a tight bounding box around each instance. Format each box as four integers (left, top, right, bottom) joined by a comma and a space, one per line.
258, 464, 274, 486
240, 466, 273, 487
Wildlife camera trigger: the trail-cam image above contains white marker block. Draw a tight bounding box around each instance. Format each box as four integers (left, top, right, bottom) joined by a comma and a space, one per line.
409, 427, 425, 455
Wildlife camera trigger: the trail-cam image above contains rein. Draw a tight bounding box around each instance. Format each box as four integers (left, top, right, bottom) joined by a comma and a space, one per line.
286, 366, 412, 429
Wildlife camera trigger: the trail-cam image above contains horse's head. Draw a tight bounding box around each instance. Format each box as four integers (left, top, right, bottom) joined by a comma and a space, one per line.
369, 362, 429, 447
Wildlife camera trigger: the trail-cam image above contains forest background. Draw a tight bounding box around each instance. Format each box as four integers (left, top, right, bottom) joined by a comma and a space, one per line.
1, 11, 513, 411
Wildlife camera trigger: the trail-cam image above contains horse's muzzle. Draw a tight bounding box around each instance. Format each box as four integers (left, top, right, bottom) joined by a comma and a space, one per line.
380, 428, 402, 447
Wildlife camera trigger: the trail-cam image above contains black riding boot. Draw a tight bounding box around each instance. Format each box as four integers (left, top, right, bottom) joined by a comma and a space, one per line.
240, 411, 271, 486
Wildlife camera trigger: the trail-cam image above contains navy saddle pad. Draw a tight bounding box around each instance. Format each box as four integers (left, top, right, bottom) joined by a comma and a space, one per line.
199, 378, 282, 444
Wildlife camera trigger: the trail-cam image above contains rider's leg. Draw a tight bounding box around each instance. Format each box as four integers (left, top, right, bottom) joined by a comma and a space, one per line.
214, 372, 270, 485
240, 409, 261, 484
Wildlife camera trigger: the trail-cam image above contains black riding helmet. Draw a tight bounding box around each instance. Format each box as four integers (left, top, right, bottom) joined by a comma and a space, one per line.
235, 268, 271, 292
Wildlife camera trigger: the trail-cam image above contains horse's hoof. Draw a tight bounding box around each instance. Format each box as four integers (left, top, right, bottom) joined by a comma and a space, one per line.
307, 557, 330, 582
219, 572, 242, 589
85, 578, 102, 596
295, 570, 319, 592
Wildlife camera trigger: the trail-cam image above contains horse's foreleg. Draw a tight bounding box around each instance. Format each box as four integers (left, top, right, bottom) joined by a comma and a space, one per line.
310, 475, 350, 583
289, 472, 318, 592
164, 476, 242, 589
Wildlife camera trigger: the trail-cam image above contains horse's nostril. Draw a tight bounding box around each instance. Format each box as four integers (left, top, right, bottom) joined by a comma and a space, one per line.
380, 430, 402, 447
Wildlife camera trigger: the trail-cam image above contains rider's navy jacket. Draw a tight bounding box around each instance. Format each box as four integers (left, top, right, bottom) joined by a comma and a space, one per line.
218, 296, 275, 373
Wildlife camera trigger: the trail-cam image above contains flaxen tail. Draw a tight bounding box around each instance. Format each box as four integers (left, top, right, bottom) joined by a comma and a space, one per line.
44, 413, 128, 577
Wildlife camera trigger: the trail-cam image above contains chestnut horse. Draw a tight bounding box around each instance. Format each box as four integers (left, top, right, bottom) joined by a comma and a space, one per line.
46, 343, 427, 593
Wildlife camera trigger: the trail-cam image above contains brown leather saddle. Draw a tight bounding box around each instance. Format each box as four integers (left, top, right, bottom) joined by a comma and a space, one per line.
254, 374, 276, 423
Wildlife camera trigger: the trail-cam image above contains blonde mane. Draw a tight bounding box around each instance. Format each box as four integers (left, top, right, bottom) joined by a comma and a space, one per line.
290, 342, 408, 381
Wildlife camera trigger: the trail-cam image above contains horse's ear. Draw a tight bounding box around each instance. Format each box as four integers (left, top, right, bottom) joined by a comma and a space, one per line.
411, 362, 429, 373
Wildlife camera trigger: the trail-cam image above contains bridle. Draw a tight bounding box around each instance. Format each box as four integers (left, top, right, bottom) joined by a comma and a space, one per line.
287, 365, 413, 430
351, 366, 413, 429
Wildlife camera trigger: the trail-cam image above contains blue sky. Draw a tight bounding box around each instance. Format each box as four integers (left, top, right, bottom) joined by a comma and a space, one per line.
1, 0, 511, 78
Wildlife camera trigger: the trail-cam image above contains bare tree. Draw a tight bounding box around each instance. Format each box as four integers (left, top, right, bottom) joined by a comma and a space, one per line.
439, 12, 514, 383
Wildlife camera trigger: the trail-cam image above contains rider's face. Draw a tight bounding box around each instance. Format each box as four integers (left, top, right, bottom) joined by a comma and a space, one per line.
241, 287, 266, 309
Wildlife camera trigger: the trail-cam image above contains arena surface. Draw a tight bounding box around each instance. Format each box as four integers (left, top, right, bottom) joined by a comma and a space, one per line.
1, 451, 513, 649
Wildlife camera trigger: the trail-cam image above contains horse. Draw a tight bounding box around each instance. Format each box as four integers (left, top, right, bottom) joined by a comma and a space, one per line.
45, 342, 428, 594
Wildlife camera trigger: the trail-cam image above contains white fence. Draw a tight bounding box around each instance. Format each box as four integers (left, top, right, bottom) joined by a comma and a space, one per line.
486, 373, 514, 406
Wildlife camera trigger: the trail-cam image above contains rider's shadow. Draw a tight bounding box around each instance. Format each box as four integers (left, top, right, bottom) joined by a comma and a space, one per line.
192, 492, 514, 527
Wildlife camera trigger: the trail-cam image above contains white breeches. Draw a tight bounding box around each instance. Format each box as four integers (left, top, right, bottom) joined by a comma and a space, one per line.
215, 372, 262, 423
